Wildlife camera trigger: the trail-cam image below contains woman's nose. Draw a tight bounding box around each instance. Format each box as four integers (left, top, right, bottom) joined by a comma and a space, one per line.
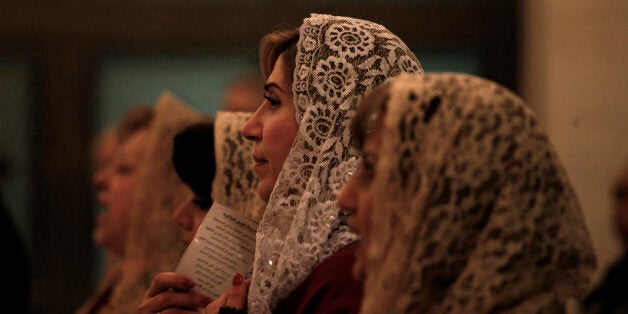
337, 174, 358, 215
93, 167, 111, 191
242, 107, 262, 141
172, 199, 194, 230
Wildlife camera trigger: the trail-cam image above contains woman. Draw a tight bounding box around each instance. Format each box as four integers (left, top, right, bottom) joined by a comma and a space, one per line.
139, 13, 422, 314
337, 72, 597, 313
77, 105, 155, 314
78, 93, 207, 314
137, 110, 265, 313
170, 112, 266, 246
170, 121, 216, 246
240, 13, 421, 313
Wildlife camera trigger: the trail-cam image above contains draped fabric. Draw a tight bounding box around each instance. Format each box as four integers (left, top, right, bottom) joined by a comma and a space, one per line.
103, 92, 208, 313
248, 13, 423, 313
362, 73, 597, 313
212, 110, 266, 222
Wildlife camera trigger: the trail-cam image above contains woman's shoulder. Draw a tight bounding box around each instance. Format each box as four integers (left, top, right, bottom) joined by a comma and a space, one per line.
274, 242, 362, 313
317, 242, 359, 273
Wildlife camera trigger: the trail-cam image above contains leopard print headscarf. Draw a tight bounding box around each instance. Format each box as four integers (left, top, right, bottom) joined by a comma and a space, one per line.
248, 14, 423, 313
212, 110, 266, 222
362, 73, 597, 313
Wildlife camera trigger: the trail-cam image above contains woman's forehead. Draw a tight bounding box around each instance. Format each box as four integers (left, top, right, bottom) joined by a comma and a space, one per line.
267, 57, 292, 91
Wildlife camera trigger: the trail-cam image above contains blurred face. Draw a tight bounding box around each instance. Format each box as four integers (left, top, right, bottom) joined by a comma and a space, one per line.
92, 129, 119, 204
337, 116, 384, 281
93, 129, 148, 256
242, 54, 298, 202
172, 195, 210, 245
613, 167, 628, 247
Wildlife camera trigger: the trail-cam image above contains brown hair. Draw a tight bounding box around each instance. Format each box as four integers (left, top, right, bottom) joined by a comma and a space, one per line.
351, 83, 391, 149
259, 27, 300, 82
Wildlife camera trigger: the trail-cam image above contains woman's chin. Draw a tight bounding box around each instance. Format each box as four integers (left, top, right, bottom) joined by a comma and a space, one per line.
351, 250, 366, 282
351, 261, 365, 282
257, 182, 273, 202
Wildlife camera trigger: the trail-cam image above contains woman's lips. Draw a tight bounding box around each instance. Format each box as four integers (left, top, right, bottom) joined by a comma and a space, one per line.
253, 154, 267, 171
253, 154, 266, 163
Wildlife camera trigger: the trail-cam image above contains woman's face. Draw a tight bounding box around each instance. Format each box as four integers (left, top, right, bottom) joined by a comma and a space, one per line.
242, 54, 298, 202
94, 129, 148, 256
92, 128, 119, 206
171, 195, 209, 245
337, 116, 385, 281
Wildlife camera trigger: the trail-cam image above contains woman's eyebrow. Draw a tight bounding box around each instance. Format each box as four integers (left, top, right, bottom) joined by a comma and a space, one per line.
264, 82, 283, 92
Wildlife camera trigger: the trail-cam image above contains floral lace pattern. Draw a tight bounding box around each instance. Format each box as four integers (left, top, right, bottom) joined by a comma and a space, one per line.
212, 111, 266, 222
248, 14, 423, 313
362, 73, 596, 313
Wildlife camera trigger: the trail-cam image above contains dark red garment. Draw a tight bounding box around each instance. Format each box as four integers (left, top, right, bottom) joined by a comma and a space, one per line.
273, 242, 363, 314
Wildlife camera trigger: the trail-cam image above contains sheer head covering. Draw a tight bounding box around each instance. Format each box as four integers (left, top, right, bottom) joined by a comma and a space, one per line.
357, 73, 597, 313
103, 92, 209, 313
212, 110, 266, 222
77, 105, 155, 314
248, 13, 423, 312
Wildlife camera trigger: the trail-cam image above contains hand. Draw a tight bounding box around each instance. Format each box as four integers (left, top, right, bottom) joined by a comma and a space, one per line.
205, 272, 250, 314
137, 272, 211, 314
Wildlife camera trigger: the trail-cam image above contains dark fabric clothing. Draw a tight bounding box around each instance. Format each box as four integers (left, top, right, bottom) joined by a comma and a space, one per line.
75, 265, 121, 314
273, 243, 363, 314
1, 194, 30, 313
582, 255, 628, 314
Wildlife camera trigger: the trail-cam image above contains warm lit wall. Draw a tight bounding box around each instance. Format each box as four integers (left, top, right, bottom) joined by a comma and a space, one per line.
521, 0, 628, 287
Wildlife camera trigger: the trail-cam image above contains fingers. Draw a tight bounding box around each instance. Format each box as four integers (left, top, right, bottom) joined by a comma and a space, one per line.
205, 273, 250, 314
137, 272, 211, 314
145, 272, 195, 297
137, 290, 210, 313
224, 273, 247, 309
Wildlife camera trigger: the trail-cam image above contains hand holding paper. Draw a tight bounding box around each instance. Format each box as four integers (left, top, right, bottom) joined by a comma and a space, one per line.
174, 202, 258, 299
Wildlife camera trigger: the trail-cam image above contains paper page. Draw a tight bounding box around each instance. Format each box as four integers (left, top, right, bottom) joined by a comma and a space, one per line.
174, 201, 258, 299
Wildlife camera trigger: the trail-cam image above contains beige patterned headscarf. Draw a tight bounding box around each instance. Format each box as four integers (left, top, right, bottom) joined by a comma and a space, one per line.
361, 73, 597, 313
212, 110, 266, 222
248, 13, 423, 313
102, 92, 208, 313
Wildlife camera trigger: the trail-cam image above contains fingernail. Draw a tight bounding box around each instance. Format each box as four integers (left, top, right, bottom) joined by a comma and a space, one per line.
200, 296, 211, 306
232, 272, 243, 286
184, 278, 195, 288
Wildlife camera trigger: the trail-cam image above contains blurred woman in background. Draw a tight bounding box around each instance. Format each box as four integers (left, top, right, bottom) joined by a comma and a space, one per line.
338, 72, 597, 313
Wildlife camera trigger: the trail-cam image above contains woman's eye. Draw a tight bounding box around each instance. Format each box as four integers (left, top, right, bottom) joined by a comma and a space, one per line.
356, 161, 375, 184
264, 95, 280, 108
360, 155, 377, 182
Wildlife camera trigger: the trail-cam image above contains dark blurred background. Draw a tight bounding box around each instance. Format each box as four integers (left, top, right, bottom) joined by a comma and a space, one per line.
1, 1, 625, 313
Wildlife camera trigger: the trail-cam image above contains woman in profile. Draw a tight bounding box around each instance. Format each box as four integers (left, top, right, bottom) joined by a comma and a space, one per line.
338, 72, 597, 313
138, 13, 422, 314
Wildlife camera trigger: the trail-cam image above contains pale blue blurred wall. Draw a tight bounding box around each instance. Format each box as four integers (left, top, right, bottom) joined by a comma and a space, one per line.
95, 53, 260, 130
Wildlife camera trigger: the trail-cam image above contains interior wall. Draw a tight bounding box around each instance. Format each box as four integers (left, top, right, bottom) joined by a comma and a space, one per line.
521, 0, 628, 287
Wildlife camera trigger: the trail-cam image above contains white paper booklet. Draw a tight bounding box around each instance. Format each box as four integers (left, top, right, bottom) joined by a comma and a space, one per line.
174, 201, 258, 299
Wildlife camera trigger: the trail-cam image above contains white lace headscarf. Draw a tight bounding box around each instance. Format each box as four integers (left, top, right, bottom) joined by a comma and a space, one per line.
212, 110, 266, 222
360, 73, 597, 313
248, 13, 423, 312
